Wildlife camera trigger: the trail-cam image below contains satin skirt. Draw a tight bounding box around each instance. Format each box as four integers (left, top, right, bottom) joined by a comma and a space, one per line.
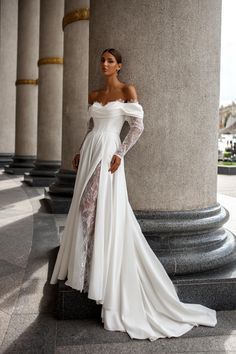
50, 129, 217, 341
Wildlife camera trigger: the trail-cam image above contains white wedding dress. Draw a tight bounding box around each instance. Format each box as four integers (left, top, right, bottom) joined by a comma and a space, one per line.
50, 99, 217, 341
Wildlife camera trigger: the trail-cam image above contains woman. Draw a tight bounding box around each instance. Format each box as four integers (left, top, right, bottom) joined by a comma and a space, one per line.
50, 48, 217, 341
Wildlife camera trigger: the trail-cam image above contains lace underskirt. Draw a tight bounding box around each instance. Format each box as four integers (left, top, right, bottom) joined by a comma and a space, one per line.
78, 160, 101, 292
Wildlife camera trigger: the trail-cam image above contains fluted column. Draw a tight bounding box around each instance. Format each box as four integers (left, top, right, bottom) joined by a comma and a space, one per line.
24, 0, 64, 186
45, 1, 89, 212
4, 0, 39, 174
87, 0, 236, 280
0, 0, 18, 167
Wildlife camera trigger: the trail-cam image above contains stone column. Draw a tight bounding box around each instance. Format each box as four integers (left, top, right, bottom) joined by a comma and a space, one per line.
4, 0, 39, 174
88, 0, 236, 286
24, 0, 64, 186
45, 1, 90, 212
0, 0, 18, 167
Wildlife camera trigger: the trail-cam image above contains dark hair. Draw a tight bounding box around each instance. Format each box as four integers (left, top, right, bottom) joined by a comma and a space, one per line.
101, 48, 122, 74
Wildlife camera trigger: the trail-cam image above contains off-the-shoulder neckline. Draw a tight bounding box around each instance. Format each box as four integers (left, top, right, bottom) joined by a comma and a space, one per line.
89, 99, 140, 108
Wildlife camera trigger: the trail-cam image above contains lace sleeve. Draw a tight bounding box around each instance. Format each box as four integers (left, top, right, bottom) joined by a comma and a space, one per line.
114, 115, 144, 158
78, 116, 94, 153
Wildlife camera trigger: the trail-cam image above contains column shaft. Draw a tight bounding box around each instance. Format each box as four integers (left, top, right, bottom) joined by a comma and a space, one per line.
0, 0, 18, 166
88, 0, 236, 276
45, 0, 90, 212
5, 0, 40, 174
24, 0, 64, 186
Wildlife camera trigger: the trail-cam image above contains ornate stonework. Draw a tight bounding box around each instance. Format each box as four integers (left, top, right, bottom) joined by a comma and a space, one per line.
62, 8, 90, 30
38, 57, 64, 66
15, 79, 38, 85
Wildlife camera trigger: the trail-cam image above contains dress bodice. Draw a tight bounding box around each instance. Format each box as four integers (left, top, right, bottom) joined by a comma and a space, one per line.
78, 100, 144, 159
88, 100, 144, 135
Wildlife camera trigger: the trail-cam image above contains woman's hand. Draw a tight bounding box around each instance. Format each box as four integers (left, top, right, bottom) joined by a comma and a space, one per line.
72, 153, 80, 170
108, 154, 121, 174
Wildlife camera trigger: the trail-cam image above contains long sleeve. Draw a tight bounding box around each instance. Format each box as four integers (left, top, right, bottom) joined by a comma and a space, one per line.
114, 115, 144, 158
78, 116, 94, 153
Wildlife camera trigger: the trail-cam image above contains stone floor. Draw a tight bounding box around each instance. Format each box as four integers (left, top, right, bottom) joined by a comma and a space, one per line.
0, 169, 236, 354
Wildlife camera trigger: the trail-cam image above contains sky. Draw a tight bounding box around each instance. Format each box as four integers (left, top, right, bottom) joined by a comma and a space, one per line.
220, 0, 236, 106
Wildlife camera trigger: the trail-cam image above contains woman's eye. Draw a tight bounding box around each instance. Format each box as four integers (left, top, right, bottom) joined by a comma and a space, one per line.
100, 58, 114, 63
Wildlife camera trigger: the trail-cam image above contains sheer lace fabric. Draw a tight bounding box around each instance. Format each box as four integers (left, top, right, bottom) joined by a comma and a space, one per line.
114, 115, 144, 158
78, 160, 101, 292
91, 98, 138, 106
78, 99, 143, 292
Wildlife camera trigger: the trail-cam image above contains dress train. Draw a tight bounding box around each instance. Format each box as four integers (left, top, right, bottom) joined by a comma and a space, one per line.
50, 99, 217, 341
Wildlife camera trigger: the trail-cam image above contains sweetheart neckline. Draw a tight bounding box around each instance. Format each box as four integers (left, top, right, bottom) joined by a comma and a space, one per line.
90, 99, 139, 107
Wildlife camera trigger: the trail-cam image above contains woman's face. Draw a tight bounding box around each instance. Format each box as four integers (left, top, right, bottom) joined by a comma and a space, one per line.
100, 51, 121, 76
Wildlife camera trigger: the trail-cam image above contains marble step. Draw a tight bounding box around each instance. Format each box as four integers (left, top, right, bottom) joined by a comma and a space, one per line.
55, 258, 236, 320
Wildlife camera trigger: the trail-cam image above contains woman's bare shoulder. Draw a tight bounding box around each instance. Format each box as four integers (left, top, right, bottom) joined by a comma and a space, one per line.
88, 89, 103, 104
122, 84, 138, 101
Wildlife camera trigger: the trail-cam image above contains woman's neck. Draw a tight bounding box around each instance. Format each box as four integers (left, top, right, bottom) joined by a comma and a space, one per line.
104, 75, 122, 92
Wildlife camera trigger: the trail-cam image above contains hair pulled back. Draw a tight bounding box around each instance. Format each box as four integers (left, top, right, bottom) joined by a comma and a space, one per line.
101, 48, 122, 74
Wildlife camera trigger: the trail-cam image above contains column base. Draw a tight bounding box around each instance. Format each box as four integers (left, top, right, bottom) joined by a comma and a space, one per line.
4, 155, 36, 174
44, 168, 76, 213
0, 153, 14, 167
172, 258, 236, 310
54, 257, 236, 320
23, 159, 61, 186
136, 204, 236, 275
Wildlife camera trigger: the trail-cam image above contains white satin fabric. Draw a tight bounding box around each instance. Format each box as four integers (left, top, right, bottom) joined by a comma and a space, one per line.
50, 100, 217, 341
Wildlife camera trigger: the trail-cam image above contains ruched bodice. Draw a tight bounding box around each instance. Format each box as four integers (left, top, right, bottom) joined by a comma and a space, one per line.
90, 115, 124, 135
87, 100, 144, 135
79, 100, 145, 159
88, 100, 144, 119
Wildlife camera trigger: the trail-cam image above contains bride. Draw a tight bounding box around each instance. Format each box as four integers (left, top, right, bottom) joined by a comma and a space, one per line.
50, 48, 217, 341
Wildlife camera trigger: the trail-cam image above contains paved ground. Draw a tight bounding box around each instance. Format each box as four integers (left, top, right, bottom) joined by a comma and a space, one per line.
0, 169, 236, 354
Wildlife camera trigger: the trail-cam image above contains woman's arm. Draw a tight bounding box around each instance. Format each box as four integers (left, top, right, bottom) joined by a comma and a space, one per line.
72, 92, 95, 170
115, 84, 144, 158
72, 117, 94, 170
78, 116, 94, 153
78, 90, 97, 153
108, 85, 144, 173
114, 115, 144, 158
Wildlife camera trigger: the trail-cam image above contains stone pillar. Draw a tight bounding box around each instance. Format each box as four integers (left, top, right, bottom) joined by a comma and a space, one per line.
24, 0, 64, 186
4, 0, 39, 174
45, 1, 90, 212
88, 0, 236, 281
0, 0, 18, 167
